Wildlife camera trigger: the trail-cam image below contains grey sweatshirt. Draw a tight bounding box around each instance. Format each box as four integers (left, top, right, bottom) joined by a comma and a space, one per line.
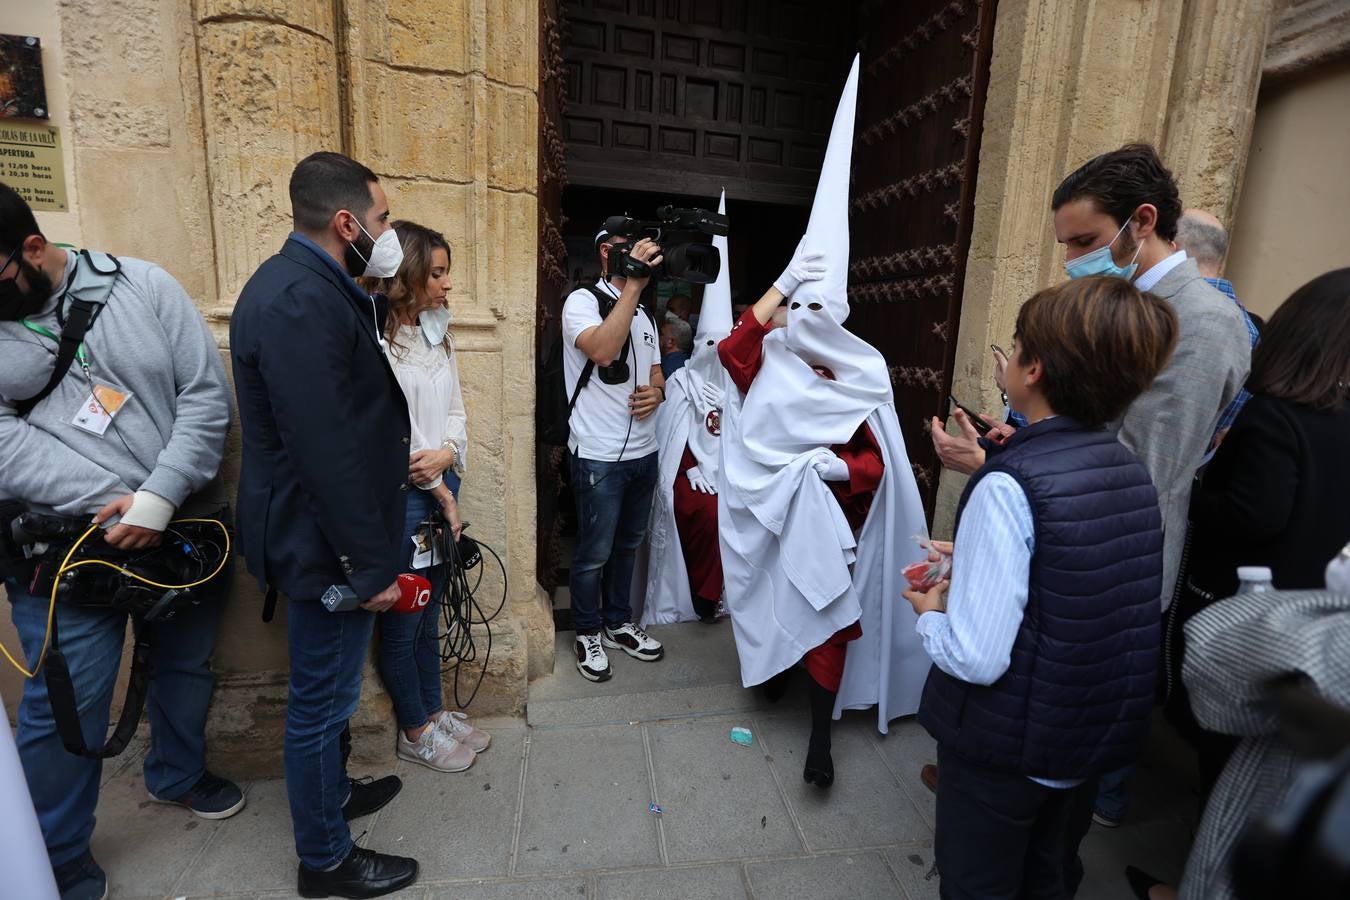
0, 249, 231, 517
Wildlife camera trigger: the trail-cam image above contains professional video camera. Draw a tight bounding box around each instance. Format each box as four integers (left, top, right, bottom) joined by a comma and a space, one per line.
603, 205, 729, 284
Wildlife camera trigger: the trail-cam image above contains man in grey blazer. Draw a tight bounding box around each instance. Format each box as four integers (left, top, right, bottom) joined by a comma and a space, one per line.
1051, 144, 1250, 615
1050, 145, 1251, 877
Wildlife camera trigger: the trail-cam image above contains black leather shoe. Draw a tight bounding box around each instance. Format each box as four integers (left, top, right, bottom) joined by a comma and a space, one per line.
297, 845, 418, 899
1124, 865, 1166, 900
342, 775, 402, 821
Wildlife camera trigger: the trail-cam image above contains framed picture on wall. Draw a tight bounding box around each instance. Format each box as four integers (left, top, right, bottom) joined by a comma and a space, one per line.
0, 35, 49, 120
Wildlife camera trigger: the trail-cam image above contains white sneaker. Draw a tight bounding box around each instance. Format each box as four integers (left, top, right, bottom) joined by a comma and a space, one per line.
397, 725, 475, 773
435, 710, 491, 753
575, 633, 612, 682
602, 623, 664, 661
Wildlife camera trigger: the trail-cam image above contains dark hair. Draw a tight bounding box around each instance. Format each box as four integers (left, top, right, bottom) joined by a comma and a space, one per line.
1014, 276, 1179, 426
363, 220, 453, 357
1247, 268, 1350, 411
0, 181, 44, 257
1052, 143, 1182, 241
289, 151, 379, 234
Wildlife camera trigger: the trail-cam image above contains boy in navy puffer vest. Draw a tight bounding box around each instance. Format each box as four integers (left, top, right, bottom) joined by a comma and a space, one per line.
903, 276, 1179, 899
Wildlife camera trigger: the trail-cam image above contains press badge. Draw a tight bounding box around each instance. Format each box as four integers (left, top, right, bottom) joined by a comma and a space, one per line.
410, 523, 444, 569
71, 382, 133, 435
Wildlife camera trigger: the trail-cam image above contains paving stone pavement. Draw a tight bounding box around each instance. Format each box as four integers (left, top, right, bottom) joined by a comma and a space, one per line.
89, 622, 1198, 899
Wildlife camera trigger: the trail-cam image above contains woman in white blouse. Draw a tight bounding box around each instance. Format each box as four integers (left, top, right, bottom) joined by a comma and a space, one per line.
365, 220, 489, 773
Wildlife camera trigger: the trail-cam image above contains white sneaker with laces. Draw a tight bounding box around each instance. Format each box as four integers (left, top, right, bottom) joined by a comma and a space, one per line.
397, 725, 476, 773
575, 633, 613, 682
435, 710, 491, 753
602, 623, 664, 661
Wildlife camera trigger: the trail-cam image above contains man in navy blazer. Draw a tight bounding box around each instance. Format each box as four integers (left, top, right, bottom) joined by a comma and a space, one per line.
230, 151, 417, 898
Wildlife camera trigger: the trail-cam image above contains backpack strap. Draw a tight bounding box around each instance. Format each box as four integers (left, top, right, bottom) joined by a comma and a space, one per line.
15, 250, 120, 418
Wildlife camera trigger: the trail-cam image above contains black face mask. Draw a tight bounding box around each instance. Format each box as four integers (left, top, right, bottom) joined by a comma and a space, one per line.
342, 228, 376, 279
0, 259, 53, 321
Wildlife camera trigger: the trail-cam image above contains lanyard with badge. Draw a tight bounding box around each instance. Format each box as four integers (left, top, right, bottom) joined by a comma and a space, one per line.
16, 249, 131, 434
20, 319, 132, 435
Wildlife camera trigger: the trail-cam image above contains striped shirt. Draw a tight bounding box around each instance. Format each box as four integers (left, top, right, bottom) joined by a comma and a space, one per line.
1205, 277, 1260, 448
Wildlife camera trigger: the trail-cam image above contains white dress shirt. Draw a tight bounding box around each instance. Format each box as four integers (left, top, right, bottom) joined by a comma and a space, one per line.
1134, 249, 1188, 292
387, 324, 468, 490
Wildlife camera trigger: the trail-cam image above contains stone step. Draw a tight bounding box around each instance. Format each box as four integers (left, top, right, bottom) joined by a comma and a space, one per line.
526, 621, 790, 728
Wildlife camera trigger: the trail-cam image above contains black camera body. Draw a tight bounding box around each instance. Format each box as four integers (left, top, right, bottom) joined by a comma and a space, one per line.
604, 206, 729, 284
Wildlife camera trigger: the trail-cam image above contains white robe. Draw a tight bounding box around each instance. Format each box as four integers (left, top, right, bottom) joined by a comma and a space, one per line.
719, 326, 930, 733
633, 365, 705, 626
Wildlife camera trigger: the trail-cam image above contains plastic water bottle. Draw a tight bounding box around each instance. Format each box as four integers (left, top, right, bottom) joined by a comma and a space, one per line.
1236, 566, 1274, 594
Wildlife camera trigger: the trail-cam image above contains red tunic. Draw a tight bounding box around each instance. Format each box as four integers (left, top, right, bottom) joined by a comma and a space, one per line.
673, 444, 724, 603
717, 310, 883, 691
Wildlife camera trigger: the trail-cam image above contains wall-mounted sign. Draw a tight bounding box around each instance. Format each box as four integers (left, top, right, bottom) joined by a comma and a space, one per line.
0, 35, 49, 120
0, 121, 67, 210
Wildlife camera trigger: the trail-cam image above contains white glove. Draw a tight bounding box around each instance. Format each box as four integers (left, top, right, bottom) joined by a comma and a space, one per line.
811, 449, 850, 482
773, 237, 827, 297
686, 465, 717, 495
699, 381, 723, 411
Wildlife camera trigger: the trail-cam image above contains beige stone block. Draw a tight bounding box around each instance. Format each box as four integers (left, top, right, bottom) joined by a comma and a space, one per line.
358, 65, 473, 181
197, 20, 341, 301
361, 0, 472, 73
485, 188, 538, 314
485, 0, 537, 88
67, 147, 216, 306
486, 83, 537, 192
61, 0, 165, 78
379, 177, 474, 305
70, 94, 171, 148
197, 0, 336, 40
204, 672, 290, 779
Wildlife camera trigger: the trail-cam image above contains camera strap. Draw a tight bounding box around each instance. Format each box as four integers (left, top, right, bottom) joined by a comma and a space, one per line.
44, 610, 152, 758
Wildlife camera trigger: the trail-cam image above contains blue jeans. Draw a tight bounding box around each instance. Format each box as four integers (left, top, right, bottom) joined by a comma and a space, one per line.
1094, 765, 1131, 821
378, 477, 456, 730
569, 452, 658, 635
7, 579, 224, 868
284, 594, 376, 870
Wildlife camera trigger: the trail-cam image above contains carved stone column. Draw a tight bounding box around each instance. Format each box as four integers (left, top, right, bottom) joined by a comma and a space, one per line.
935, 0, 1276, 532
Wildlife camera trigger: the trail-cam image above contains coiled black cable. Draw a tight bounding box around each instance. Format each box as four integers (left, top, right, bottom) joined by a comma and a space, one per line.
414, 518, 508, 708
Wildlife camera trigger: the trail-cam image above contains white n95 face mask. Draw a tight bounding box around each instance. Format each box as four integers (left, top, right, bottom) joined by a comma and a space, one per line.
420, 304, 452, 347
352, 221, 404, 279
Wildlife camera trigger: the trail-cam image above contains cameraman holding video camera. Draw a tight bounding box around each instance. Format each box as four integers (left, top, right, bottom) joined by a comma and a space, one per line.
562, 226, 669, 682
0, 182, 237, 900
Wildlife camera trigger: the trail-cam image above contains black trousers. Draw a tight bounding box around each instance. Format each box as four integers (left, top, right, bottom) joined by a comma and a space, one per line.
935, 745, 1090, 900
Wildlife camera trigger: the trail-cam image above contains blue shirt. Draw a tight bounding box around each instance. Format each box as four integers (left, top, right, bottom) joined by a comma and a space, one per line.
661, 350, 690, 378
915, 470, 1082, 789
1205, 277, 1259, 451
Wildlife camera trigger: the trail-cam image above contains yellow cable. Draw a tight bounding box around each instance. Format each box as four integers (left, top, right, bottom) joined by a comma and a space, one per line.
0, 518, 230, 678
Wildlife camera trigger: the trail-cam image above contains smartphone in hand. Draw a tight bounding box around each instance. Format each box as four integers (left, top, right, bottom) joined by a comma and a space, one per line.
948, 394, 993, 436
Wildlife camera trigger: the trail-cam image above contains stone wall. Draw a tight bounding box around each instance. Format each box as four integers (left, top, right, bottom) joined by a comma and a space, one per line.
1, 1, 549, 773
933, 0, 1278, 534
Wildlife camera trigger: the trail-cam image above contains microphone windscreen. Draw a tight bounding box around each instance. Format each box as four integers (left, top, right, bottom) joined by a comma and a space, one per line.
391, 573, 433, 613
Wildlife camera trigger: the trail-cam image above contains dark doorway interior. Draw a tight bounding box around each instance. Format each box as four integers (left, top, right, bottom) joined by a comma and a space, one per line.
536, 0, 999, 597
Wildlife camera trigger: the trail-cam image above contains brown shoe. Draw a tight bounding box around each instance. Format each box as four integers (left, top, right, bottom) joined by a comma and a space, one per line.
920, 763, 939, 794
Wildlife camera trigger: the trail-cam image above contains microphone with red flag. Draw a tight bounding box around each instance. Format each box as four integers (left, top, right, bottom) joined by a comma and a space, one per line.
390, 573, 433, 613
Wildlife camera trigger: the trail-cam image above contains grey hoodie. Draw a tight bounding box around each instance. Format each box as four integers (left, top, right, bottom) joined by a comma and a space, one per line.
0, 249, 231, 517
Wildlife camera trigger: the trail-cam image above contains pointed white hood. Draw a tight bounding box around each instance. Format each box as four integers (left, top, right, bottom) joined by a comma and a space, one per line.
688, 189, 733, 379
740, 53, 892, 465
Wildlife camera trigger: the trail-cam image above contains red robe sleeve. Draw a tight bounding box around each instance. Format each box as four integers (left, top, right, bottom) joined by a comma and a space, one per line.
829, 421, 885, 531
717, 310, 771, 394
